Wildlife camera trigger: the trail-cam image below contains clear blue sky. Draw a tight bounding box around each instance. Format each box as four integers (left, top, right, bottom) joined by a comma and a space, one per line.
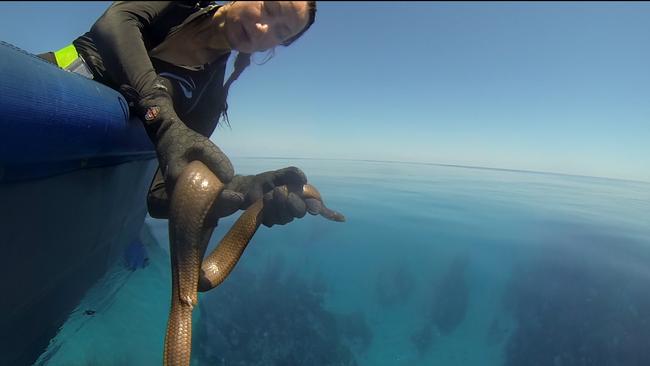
1, 2, 649, 182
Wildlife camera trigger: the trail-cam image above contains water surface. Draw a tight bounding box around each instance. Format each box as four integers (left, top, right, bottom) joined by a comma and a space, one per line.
37, 158, 650, 366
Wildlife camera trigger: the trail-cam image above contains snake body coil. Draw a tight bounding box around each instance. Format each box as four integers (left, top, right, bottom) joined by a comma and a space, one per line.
164, 161, 344, 365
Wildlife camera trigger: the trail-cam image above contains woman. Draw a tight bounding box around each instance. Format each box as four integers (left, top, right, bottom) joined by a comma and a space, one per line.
42, 1, 319, 227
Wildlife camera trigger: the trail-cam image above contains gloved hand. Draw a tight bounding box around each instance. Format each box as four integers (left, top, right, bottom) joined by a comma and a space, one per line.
225, 166, 319, 227
123, 77, 244, 218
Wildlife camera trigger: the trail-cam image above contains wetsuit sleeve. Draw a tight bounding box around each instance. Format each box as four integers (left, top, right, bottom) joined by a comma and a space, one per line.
89, 1, 176, 97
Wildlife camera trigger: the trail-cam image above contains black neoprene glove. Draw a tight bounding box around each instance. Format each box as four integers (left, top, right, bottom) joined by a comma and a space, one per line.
225, 166, 320, 227
123, 77, 244, 218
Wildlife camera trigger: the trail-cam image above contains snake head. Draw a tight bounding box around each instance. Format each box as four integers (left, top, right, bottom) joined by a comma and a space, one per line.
302, 185, 346, 222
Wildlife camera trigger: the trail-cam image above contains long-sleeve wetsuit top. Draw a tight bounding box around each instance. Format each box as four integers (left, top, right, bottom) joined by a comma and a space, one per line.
73, 1, 230, 137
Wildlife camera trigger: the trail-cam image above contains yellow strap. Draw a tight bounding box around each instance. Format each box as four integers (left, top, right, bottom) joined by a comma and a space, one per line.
54, 44, 79, 69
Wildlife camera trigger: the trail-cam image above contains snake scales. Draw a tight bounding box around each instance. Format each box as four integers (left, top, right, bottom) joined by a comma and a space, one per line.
163, 160, 345, 365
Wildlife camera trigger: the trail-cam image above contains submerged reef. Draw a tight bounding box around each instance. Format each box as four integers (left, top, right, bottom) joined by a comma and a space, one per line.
336, 311, 373, 354
409, 253, 471, 354
374, 260, 416, 307
410, 323, 437, 356
195, 254, 372, 366
503, 224, 650, 366
485, 314, 510, 347
431, 253, 470, 335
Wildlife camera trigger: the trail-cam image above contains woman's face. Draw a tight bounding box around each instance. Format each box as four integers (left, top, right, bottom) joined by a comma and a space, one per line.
224, 1, 310, 53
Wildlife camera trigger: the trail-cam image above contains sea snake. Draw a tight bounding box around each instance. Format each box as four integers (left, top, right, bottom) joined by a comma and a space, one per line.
163, 160, 345, 365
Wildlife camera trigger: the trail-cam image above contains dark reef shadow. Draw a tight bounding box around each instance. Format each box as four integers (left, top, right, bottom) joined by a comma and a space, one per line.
502, 221, 650, 366
196, 259, 370, 365
374, 258, 416, 308
431, 253, 471, 335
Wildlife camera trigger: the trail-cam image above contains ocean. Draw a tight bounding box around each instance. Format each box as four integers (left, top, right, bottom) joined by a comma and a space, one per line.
35, 158, 650, 366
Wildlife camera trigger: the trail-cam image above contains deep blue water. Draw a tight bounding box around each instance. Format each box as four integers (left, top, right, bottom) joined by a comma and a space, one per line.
36, 158, 650, 366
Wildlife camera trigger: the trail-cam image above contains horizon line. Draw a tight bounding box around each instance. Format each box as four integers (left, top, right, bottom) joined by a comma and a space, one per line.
230, 156, 650, 185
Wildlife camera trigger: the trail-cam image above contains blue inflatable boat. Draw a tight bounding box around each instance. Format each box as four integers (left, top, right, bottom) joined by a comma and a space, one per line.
0, 41, 158, 365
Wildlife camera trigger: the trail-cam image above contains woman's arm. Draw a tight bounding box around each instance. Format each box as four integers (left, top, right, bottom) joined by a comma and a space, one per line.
88, 1, 178, 96
81, 2, 237, 196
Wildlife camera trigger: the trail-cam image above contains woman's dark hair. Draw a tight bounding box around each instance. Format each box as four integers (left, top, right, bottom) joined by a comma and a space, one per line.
219, 1, 317, 127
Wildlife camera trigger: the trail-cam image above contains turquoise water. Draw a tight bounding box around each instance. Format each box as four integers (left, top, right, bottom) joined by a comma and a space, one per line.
36, 158, 650, 366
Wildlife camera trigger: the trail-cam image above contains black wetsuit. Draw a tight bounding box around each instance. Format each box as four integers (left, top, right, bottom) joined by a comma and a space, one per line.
74, 1, 230, 137
65, 1, 233, 216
